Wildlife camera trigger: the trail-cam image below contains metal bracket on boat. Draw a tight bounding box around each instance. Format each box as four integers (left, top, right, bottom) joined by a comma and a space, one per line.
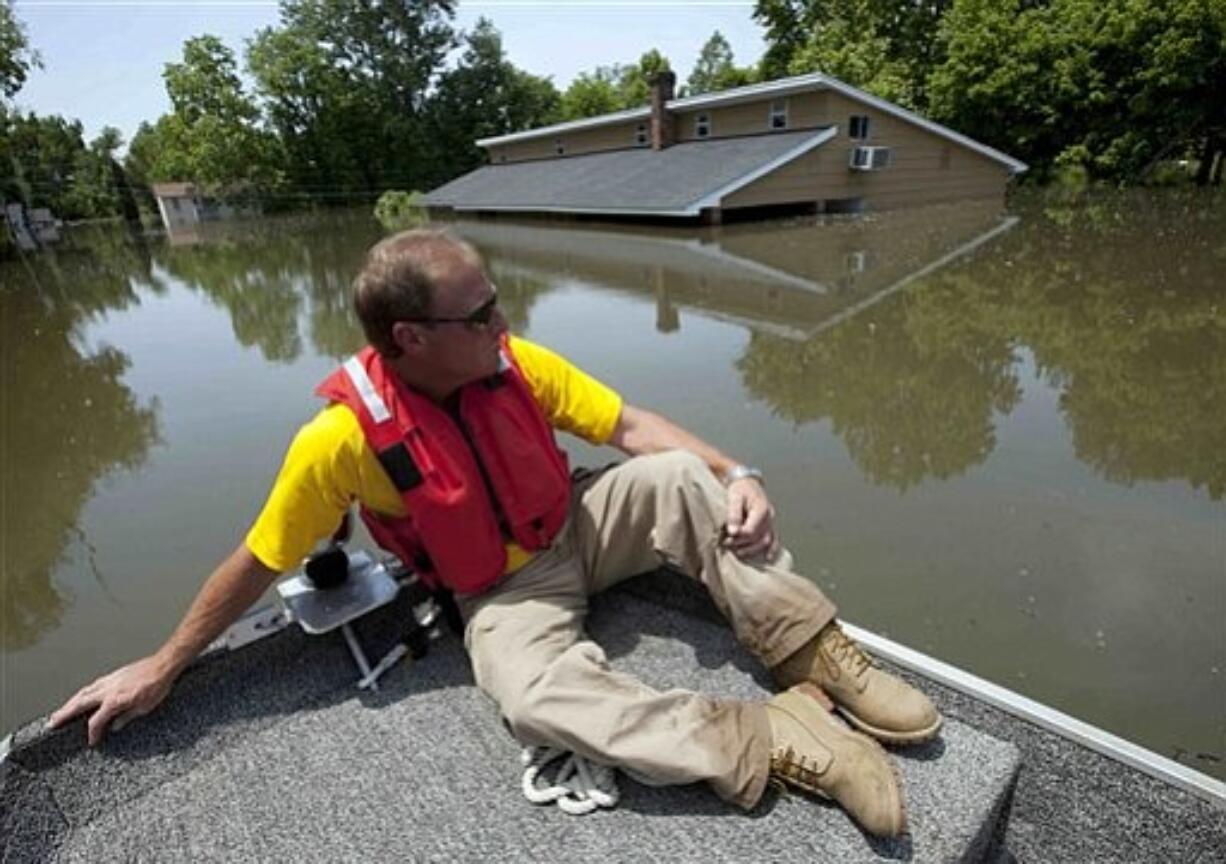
277, 549, 439, 692
213, 605, 290, 653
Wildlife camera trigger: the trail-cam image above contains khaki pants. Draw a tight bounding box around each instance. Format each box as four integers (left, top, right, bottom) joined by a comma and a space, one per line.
458, 450, 837, 809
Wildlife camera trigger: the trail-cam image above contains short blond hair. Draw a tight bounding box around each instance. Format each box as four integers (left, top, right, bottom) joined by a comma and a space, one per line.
351, 229, 484, 356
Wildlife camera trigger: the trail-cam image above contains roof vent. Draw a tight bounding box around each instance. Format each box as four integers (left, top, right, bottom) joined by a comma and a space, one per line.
849, 146, 891, 171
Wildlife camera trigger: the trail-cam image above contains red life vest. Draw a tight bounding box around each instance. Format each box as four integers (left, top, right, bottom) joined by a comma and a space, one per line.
315, 340, 571, 595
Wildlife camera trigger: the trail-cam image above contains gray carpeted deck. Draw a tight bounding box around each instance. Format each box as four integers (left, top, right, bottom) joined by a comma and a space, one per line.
3, 572, 1223, 862
4, 582, 1017, 863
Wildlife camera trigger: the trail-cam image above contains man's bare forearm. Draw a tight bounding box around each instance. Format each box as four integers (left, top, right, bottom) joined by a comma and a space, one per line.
154, 543, 281, 677
608, 404, 739, 479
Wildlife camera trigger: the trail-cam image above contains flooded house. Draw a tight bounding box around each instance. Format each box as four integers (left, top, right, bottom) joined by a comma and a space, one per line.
425, 71, 1028, 223
151, 182, 253, 240
3, 202, 62, 250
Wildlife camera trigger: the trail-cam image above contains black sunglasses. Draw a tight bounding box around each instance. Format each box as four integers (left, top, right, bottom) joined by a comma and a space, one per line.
404, 289, 499, 330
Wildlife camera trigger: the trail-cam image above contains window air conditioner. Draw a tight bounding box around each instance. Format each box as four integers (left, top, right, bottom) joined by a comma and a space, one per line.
849, 146, 891, 171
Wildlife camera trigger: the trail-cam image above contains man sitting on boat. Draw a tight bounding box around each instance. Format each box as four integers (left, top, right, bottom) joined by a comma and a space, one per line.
49, 228, 941, 837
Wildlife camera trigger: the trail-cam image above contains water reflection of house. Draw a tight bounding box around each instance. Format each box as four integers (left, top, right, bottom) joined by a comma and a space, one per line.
449, 201, 1016, 340
427, 72, 1027, 224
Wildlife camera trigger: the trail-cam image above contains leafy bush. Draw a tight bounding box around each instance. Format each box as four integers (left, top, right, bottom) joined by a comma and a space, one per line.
374, 190, 430, 231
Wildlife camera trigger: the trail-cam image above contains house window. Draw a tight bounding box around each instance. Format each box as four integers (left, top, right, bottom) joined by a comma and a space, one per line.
635, 123, 648, 146
171, 198, 181, 212
694, 113, 711, 138
555, 138, 565, 156
849, 115, 871, 140
770, 99, 789, 130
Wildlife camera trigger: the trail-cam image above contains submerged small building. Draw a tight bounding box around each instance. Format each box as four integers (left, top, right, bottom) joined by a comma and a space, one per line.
151, 183, 250, 235
425, 71, 1027, 222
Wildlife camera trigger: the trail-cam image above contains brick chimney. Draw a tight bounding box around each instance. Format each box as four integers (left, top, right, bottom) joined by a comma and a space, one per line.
650, 70, 676, 151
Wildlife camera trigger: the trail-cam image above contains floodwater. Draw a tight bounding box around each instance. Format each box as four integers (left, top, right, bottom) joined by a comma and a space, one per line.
1, 193, 1223, 781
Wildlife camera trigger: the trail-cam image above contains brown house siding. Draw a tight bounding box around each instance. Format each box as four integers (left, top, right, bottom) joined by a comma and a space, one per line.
490, 119, 647, 164
723, 92, 1009, 211
675, 91, 830, 142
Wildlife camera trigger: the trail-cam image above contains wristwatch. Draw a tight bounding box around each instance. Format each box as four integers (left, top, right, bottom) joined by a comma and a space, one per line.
723, 464, 765, 486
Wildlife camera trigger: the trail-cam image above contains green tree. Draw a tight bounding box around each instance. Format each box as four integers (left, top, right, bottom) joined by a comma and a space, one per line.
426, 18, 560, 182
0, 110, 82, 211
560, 67, 623, 119
617, 48, 672, 106
560, 50, 674, 120
687, 30, 758, 96
757, 0, 951, 109
248, 0, 457, 200
753, 0, 812, 80
0, 0, 39, 99
928, 0, 1226, 183
59, 126, 138, 220
0, 111, 127, 219
123, 121, 160, 211
152, 35, 285, 196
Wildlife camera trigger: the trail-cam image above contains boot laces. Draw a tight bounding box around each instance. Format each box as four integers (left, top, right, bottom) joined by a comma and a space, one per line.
770, 745, 824, 790
822, 626, 872, 680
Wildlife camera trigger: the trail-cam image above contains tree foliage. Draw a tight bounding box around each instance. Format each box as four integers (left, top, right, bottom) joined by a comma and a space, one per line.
687, 31, 758, 95
737, 189, 1226, 495
559, 68, 623, 120
928, 0, 1226, 182
0, 111, 136, 220
0, 0, 39, 99
759, 0, 949, 110
248, 0, 458, 198
559, 50, 675, 120
144, 35, 285, 196
755, 0, 1225, 183
425, 18, 561, 184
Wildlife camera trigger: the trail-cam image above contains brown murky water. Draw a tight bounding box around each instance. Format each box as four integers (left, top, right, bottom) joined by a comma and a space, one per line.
2, 192, 1223, 779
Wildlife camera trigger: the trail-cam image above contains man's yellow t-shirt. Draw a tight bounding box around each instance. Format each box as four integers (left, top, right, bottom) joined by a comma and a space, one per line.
246, 336, 623, 573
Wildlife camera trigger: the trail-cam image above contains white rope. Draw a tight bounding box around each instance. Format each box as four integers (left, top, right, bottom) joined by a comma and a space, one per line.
519, 747, 620, 816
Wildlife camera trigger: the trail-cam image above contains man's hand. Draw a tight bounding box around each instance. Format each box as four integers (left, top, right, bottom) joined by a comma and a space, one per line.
723, 477, 777, 559
46, 543, 280, 747
47, 655, 176, 746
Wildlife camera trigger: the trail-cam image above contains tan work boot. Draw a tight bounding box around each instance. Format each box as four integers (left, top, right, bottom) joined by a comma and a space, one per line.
765, 683, 906, 838
773, 621, 942, 745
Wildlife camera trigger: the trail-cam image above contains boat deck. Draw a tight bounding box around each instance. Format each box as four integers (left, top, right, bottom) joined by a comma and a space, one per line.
3, 572, 1223, 862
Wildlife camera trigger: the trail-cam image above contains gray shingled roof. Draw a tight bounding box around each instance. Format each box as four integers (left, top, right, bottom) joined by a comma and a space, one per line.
424, 129, 835, 216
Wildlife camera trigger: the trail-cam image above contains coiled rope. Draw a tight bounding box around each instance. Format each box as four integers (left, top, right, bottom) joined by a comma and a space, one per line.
520, 747, 620, 815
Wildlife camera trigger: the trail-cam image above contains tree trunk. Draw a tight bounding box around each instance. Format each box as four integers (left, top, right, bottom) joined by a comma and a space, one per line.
1194, 135, 1223, 186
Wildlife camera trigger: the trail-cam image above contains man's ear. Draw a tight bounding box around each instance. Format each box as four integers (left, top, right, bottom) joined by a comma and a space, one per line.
391, 320, 427, 355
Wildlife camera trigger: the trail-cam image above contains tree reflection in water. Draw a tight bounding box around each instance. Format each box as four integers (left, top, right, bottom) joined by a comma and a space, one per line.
1, 228, 161, 650
736, 190, 1226, 498
154, 214, 556, 362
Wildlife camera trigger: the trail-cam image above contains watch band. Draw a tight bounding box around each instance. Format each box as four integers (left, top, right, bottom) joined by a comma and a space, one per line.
723, 464, 765, 486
